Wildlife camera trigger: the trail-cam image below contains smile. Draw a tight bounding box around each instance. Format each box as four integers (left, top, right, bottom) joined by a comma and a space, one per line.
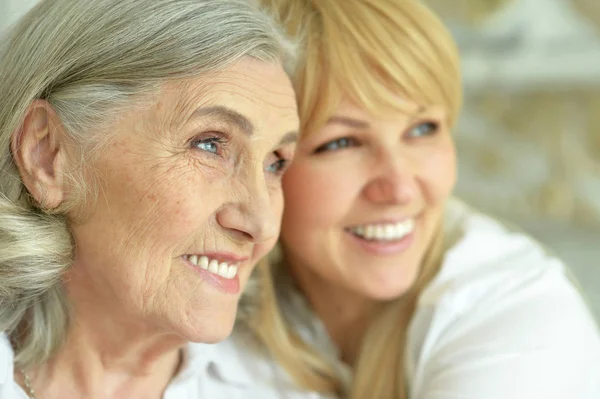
183, 255, 239, 279
348, 219, 415, 241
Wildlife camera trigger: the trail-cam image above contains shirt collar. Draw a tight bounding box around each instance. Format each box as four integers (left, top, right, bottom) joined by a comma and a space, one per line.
0, 333, 254, 390
178, 339, 253, 387
0, 334, 14, 386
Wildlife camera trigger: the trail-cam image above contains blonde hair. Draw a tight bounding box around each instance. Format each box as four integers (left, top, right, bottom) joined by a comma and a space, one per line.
0, 0, 296, 368
244, 1, 462, 397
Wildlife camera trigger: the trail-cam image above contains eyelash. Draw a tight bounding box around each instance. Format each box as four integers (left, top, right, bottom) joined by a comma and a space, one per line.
314, 121, 440, 154
406, 121, 439, 138
190, 134, 228, 155
190, 133, 290, 176
314, 137, 357, 154
266, 152, 290, 176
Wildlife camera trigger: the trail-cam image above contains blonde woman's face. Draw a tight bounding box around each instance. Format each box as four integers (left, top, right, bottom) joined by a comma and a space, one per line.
67, 58, 299, 343
281, 98, 456, 301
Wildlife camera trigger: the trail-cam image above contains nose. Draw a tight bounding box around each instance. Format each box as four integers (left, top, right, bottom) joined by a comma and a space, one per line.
363, 149, 418, 205
216, 171, 279, 245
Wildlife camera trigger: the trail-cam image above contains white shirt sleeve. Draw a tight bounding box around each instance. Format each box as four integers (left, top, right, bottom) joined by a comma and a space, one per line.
415, 271, 600, 399
408, 203, 600, 399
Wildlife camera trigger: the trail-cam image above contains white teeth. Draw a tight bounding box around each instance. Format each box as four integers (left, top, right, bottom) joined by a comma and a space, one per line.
350, 219, 415, 241
186, 255, 239, 279
385, 225, 395, 236
218, 262, 228, 277
208, 259, 219, 273
226, 265, 238, 279
199, 256, 209, 270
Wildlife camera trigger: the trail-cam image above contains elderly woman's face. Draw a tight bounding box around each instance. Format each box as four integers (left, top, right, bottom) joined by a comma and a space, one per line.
68, 58, 298, 342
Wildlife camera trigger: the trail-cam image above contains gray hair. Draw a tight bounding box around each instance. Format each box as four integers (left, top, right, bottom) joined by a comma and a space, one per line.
0, 0, 296, 367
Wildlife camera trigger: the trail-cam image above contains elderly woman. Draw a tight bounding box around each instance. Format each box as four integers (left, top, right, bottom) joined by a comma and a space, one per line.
213, 0, 600, 398
0, 0, 299, 398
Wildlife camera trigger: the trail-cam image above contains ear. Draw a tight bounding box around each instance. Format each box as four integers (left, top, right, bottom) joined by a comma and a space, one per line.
11, 100, 68, 209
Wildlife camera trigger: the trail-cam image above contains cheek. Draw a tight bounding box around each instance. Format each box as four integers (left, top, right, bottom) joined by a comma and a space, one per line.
254, 188, 285, 256
269, 185, 285, 219
282, 160, 356, 228
120, 172, 197, 240
420, 143, 457, 204
88, 156, 216, 261
140, 184, 204, 244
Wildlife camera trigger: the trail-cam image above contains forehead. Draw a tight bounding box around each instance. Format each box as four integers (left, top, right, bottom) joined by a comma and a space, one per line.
159, 59, 299, 132
333, 96, 424, 120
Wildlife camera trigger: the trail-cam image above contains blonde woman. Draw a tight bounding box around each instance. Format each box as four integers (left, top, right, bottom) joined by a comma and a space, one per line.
0, 0, 300, 398
222, 0, 600, 398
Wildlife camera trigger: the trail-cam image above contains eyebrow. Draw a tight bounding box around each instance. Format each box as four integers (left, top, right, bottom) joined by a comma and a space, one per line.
191, 105, 254, 136
278, 131, 299, 146
192, 105, 298, 146
327, 116, 370, 129
408, 106, 428, 122
327, 106, 429, 129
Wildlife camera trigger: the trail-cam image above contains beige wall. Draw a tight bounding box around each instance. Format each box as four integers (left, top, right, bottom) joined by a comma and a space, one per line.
426, 0, 600, 230
0, 0, 39, 34
427, 0, 600, 318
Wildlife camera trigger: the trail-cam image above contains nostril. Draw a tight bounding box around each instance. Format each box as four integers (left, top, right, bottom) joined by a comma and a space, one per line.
228, 229, 253, 242
241, 230, 253, 241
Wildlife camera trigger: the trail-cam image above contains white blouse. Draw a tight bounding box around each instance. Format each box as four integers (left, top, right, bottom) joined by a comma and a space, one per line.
404, 199, 600, 398
0, 331, 328, 399
1, 199, 599, 398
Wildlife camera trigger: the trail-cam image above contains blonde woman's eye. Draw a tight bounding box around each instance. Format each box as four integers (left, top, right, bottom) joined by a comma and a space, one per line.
406, 122, 439, 138
314, 137, 357, 154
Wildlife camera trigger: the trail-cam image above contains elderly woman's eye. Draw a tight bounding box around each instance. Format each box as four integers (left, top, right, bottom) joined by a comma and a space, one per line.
314, 137, 357, 154
265, 152, 289, 175
191, 136, 226, 155
406, 121, 439, 138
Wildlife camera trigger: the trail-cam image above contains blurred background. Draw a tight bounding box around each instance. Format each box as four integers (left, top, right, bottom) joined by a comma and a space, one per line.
425, 0, 600, 321
1, 0, 598, 320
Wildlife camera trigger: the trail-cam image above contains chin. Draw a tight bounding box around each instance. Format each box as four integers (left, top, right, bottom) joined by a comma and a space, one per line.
368, 286, 413, 302
361, 272, 419, 302
172, 308, 237, 344
192, 327, 234, 344
185, 321, 235, 344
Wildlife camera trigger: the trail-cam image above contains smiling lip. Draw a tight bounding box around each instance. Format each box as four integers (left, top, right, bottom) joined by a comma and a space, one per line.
347, 230, 415, 255
345, 216, 418, 255
193, 252, 249, 264
347, 216, 416, 226
182, 252, 250, 295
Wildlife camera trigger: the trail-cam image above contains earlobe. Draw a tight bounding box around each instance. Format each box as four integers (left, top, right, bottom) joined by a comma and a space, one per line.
11, 100, 67, 210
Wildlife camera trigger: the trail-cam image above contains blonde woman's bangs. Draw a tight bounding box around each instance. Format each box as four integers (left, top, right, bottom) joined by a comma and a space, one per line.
298, 0, 461, 137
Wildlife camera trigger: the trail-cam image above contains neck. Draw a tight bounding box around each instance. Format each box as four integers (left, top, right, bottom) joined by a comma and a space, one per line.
24, 269, 185, 399
287, 263, 379, 366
